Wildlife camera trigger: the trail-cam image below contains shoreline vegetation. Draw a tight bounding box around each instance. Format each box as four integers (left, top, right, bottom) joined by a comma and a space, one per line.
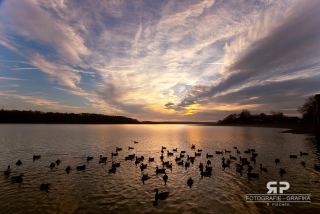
0, 109, 140, 124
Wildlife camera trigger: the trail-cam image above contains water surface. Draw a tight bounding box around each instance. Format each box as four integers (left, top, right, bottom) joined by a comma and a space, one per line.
0, 124, 319, 213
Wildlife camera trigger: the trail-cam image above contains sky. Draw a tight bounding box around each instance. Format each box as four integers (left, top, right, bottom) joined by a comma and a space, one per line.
0, 0, 320, 122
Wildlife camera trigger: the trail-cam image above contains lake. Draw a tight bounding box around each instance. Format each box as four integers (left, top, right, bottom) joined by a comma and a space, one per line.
0, 124, 319, 213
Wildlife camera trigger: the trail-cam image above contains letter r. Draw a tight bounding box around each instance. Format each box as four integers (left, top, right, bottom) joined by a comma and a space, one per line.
267, 181, 277, 193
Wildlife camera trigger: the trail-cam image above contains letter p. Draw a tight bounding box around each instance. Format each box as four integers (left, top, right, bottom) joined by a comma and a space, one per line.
279, 181, 290, 193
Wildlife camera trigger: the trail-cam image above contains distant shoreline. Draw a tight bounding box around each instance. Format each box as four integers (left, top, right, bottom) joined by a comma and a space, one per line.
212, 122, 316, 135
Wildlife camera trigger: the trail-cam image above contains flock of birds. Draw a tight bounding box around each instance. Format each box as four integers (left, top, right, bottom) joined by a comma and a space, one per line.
3, 141, 320, 202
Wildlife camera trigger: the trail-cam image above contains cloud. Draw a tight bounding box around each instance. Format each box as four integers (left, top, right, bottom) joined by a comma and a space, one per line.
175, 0, 320, 109
0, 77, 27, 81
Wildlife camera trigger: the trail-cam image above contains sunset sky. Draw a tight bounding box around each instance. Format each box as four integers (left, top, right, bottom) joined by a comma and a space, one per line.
0, 0, 319, 122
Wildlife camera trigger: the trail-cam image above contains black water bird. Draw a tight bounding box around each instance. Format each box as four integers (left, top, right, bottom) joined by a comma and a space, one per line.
173, 148, 177, 152
16, 159, 22, 166
77, 165, 86, 170
259, 164, 268, 172
163, 173, 168, 183
187, 178, 193, 187
279, 168, 286, 176
206, 153, 213, 158
191, 144, 195, 149
162, 146, 166, 150
230, 155, 236, 160
11, 174, 23, 183
112, 161, 121, 168
154, 188, 169, 201
314, 164, 320, 171
175, 156, 181, 162
195, 152, 201, 156
128, 147, 134, 150
116, 147, 122, 151
200, 168, 211, 177
275, 158, 280, 164
180, 151, 186, 153
142, 173, 150, 183
140, 163, 147, 170
108, 167, 116, 173
205, 165, 212, 172
111, 152, 118, 157
167, 151, 173, 156
33, 155, 41, 161
185, 162, 190, 168
290, 155, 298, 158
134, 141, 138, 144
4, 165, 11, 175
197, 149, 202, 152
66, 165, 71, 173
40, 183, 50, 192
156, 167, 166, 174
215, 151, 223, 154
301, 161, 306, 167
199, 162, 203, 170
300, 151, 308, 156
149, 157, 154, 162
247, 172, 259, 179
50, 162, 55, 168
177, 160, 184, 166
56, 159, 61, 165
87, 156, 93, 161
207, 160, 211, 165
224, 149, 231, 154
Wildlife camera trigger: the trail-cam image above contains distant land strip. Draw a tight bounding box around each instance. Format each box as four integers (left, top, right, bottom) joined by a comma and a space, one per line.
0, 109, 140, 124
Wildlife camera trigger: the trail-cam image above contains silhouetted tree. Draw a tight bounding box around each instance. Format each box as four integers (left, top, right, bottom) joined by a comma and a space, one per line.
238, 109, 251, 123
297, 96, 315, 121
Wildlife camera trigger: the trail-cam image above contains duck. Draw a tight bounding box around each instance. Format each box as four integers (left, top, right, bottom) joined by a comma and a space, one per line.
279, 168, 286, 175
40, 183, 50, 192
134, 141, 138, 144
180, 154, 185, 158
163, 173, 168, 183
77, 165, 86, 170
301, 161, 306, 167
300, 151, 308, 156
230, 155, 237, 160
239, 157, 247, 162
233, 146, 238, 149
4, 165, 12, 175
195, 152, 201, 156
135, 157, 141, 165
207, 160, 211, 165
87, 156, 93, 161
167, 151, 173, 156
162, 146, 166, 150
128, 147, 134, 150
177, 160, 184, 166
125, 156, 133, 161
160, 154, 164, 160
197, 149, 202, 152
11, 174, 24, 183
161, 149, 164, 153
222, 162, 230, 168
180, 151, 186, 154
116, 147, 122, 151
128, 154, 135, 158
247, 172, 259, 179
199, 162, 203, 170
56, 159, 61, 165
275, 158, 280, 164
314, 164, 320, 171
237, 149, 241, 154
66, 165, 71, 173
206, 153, 213, 158
259, 164, 268, 172
224, 149, 231, 154
290, 154, 298, 159
187, 178, 193, 187
156, 167, 166, 174
149, 157, 154, 162
244, 149, 251, 154
200, 168, 211, 177
108, 167, 116, 173
140, 163, 147, 170
154, 188, 169, 201
99, 155, 107, 163
50, 162, 56, 168
165, 163, 173, 169
33, 155, 41, 161
112, 161, 120, 168
16, 159, 22, 166
187, 155, 195, 162
252, 153, 258, 157
142, 173, 150, 183
191, 144, 195, 149
175, 156, 181, 162
185, 162, 190, 168
250, 156, 256, 162
173, 148, 177, 152
162, 161, 169, 166
215, 151, 223, 154
111, 152, 118, 157
205, 165, 212, 172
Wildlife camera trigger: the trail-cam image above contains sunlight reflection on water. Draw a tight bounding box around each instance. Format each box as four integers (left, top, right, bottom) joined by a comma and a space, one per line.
0, 124, 319, 213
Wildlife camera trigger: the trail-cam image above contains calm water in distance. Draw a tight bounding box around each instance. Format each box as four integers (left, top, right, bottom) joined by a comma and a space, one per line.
0, 124, 319, 214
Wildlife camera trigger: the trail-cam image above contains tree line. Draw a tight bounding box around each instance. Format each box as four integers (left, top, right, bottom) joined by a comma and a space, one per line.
218, 96, 316, 125
0, 109, 140, 124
